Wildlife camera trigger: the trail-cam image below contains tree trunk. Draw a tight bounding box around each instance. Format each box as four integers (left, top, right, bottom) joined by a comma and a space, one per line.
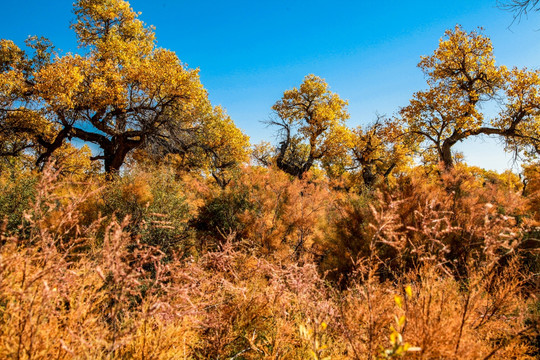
362, 164, 377, 188
440, 143, 454, 170
104, 146, 131, 174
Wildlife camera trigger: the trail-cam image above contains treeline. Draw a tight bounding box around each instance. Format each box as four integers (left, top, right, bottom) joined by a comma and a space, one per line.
0, 0, 539, 359
1, 1, 540, 184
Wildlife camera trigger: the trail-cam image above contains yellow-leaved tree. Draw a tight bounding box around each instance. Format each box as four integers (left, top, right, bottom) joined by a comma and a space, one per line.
401, 25, 540, 169
0, 37, 58, 168
269, 74, 350, 178
143, 101, 250, 187
0, 0, 248, 174
348, 116, 411, 188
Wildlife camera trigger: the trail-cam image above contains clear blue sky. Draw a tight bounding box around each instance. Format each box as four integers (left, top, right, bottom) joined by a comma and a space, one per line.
1, 0, 539, 171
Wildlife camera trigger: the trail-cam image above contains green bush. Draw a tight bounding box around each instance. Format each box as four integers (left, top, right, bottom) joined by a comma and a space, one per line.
0, 169, 38, 235
99, 169, 193, 256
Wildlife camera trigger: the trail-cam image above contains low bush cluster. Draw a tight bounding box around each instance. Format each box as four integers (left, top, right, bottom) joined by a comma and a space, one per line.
0, 163, 538, 359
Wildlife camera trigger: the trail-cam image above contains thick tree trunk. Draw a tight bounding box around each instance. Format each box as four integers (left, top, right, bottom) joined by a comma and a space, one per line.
440, 142, 455, 170
102, 135, 144, 174
104, 148, 130, 173
276, 141, 315, 179
438, 126, 516, 171
362, 164, 377, 188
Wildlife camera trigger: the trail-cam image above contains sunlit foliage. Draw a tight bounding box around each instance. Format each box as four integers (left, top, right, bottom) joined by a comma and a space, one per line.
401, 26, 540, 169
0, 0, 248, 175
269, 74, 350, 178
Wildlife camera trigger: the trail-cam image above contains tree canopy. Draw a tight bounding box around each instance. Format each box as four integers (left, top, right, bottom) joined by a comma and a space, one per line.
269, 74, 350, 178
401, 26, 540, 169
2, 1, 539, 182
348, 117, 411, 187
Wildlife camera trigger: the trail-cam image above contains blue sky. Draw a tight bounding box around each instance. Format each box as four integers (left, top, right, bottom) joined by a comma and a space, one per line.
1, 0, 539, 171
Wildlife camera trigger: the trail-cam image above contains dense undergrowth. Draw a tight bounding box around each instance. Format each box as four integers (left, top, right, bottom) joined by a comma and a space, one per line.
0, 163, 538, 359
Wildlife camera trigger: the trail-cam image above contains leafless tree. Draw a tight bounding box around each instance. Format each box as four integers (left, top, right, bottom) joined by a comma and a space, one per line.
498, 0, 540, 23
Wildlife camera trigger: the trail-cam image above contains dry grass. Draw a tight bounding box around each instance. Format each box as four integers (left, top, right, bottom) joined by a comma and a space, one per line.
0, 166, 537, 359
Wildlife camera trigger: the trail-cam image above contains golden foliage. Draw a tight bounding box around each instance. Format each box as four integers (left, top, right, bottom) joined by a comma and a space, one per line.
401, 25, 540, 169
1, 0, 246, 173
270, 74, 350, 177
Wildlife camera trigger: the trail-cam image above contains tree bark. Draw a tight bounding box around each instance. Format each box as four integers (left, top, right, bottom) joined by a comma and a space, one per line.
440, 142, 455, 170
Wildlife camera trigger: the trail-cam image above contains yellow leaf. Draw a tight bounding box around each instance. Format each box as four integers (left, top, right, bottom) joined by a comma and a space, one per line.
405, 285, 413, 298
394, 295, 403, 308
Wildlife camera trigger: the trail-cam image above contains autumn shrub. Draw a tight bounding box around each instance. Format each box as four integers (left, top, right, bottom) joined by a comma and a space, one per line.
0, 170, 197, 359
0, 146, 100, 236
401, 262, 537, 359
0, 164, 537, 359
192, 179, 253, 249
193, 166, 336, 262
316, 191, 377, 284
94, 167, 196, 256
320, 164, 531, 283
523, 162, 540, 222
521, 162, 540, 274
0, 218, 193, 359
2, 231, 535, 360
